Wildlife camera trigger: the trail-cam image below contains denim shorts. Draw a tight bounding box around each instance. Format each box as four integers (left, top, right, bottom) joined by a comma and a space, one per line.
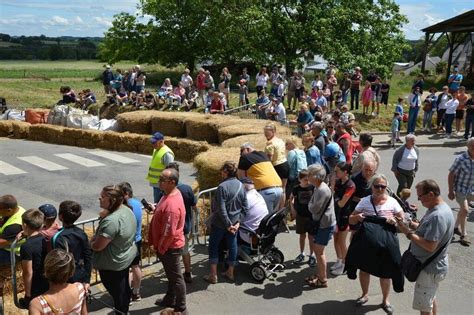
313, 224, 336, 246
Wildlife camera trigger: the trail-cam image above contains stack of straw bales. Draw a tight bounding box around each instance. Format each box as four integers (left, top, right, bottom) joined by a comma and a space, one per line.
0, 121, 30, 139
193, 147, 240, 189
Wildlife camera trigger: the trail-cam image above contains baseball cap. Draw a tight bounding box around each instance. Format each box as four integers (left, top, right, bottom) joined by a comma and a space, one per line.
38, 204, 57, 219
105, 64, 111, 69
240, 177, 254, 185
150, 132, 164, 144
324, 142, 340, 158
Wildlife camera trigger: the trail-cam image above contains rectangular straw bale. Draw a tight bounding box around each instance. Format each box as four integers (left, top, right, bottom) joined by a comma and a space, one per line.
184, 115, 241, 144
116, 110, 156, 134
217, 124, 263, 144
28, 124, 51, 142
150, 112, 196, 137
221, 133, 293, 151
0, 121, 13, 137
193, 147, 239, 189
165, 137, 210, 162
62, 127, 84, 140
99, 131, 126, 151
119, 132, 147, 152
11, 121, 30, 139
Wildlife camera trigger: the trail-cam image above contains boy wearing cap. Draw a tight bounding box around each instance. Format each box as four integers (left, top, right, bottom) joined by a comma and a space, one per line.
19, 209, 48, 308
147, 132, 175, 202
38, 204, 60, 252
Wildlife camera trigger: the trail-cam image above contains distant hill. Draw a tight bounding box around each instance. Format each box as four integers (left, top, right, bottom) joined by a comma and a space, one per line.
0, 34, 101, 60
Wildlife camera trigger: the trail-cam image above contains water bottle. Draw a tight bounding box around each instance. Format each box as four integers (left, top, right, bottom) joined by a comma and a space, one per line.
205, 108, 209, 114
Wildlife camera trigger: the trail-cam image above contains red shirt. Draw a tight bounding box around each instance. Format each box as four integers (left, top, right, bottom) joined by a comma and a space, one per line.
210, 99, 224, 113
337, 132, 353, 165
149, 189, 185, 255
196, 73, 206, 90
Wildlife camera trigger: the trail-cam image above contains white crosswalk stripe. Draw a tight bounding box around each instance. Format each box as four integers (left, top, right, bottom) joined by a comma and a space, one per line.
88, 151, 140, 164
54, 153, 105, 168
18, 156, 69, 171
0, 160, 27, 175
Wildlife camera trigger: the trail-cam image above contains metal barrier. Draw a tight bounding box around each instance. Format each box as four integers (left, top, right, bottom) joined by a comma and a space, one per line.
193, 187, 218, 245
224, 103, 258, 120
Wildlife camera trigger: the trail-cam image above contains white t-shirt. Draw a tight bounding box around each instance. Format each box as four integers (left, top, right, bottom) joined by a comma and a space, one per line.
437, 94, 450, 109
180, 74, 193, 88
256, 74, 269, 87
239, 189, 268, 244
354, 195, 402, 219
398, 147, 418, 171
311, 80, 323, 90
274, 103, 286, 122
445, 99, 459, 114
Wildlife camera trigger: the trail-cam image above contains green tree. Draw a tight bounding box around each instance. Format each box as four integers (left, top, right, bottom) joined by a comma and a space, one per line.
48, 44, 63, 60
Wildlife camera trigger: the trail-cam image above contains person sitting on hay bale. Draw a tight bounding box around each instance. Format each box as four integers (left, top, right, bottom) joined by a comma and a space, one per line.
210, 91, 225, 114
0, 195, 26, 266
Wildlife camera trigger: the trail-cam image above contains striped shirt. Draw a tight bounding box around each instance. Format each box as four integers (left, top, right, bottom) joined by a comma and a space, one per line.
449, 151, 474, 195
354, 196, 402, 219
37, 282, 85, 314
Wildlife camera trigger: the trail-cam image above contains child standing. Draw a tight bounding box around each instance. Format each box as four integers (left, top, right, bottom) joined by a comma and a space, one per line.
361, 81, 372, 115
395, 97, 404, 141
52, 201, 92, 289
38, 204, 60, 252
19, 209, 48, 308
391, 112, 400, 148
289, 170, 316, 267
238, 79, 248, 107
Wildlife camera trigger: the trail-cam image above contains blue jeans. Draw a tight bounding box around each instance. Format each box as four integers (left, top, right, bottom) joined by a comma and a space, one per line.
350, 89, 359, 110
208, 225, 238, 266
465, 114, 474, 138
258, 187, 283, 213
445, 113, 455, 134
422, 111, 434, 129
342, 90, 349, 104
407, 107, 419, 133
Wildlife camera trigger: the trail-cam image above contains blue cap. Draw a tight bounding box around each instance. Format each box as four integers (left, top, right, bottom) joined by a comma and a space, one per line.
324, 143, 340, 158
38, 204, 57, 219
150, 132, 164, 144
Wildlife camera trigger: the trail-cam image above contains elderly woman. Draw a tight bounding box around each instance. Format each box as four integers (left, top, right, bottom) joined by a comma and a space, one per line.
348, 174, 403, 314
91, 185, 137, 314
29, 249, 87, 315
391, 134, 420, 196
204, 162, 248, 284
304, 164, 336, 289
264, 123, 289, 205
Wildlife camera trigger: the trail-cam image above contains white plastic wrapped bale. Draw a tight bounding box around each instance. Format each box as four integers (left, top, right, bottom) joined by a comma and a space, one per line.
1, 109, 25, 121
47, 105, 70, 126
66, 113, 99, 129
97, 119, 118, 131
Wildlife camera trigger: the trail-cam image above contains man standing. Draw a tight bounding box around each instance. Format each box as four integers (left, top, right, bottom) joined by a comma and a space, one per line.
350, 67, 362, 111
0, 195, 26, 265
398, 180, 454, 315
146, 132, 175, 202
238, 143, 283, 213
102, 65, 114, 94
311, 122, 326, 157
448, 67, 463, 95
448, 137, 474, 246
149, 168, 187, 314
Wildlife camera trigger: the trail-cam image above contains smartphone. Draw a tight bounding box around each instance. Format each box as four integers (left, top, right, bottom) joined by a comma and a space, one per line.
141, 198, 152, 211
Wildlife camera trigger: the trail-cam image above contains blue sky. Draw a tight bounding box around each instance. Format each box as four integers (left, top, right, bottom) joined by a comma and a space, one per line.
0, 0, 472, 39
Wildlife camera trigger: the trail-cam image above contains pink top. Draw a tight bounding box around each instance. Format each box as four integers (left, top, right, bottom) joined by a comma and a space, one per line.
149, 189, 186, 255
37, 282, 85, 314
361, 87, 373, 106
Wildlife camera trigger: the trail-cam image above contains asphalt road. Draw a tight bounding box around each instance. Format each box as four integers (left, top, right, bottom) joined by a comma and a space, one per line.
1, 139, 473, 314
0, 138, 196, 220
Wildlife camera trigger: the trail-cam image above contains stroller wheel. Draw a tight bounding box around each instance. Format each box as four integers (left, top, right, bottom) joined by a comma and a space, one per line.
250, 262, 267, 282
267, 248, 285, 265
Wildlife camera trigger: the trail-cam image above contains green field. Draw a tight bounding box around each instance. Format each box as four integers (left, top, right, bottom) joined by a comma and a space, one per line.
0, 60, 424, 131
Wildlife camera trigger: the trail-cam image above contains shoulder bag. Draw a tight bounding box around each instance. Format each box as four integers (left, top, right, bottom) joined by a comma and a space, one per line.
401, 239, 449, 282
305, 192, 333, 234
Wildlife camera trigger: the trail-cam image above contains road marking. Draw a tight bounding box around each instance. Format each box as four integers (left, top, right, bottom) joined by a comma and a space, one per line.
54, 153, 105, 168
88, 151, 140, 164
0, 160, 27, 175
18, 156, 69, 171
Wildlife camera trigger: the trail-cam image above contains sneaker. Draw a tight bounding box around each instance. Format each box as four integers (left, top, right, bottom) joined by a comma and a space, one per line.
330, 260, 342, 271
308, 256, 316, 267
293, 253, 306, 264
330, 264, 345, 276
130, 293, 141, 304
446, 134, 451, 139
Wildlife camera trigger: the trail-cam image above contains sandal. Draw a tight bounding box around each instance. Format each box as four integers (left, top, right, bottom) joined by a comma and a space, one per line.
203, 274, 218, 284
355, 296, 369, 306
304, 275, 317, 285
460, 236, 471, 247
381, 303, 394, 314
308, 278, 328, 288
221, 272, 235, 282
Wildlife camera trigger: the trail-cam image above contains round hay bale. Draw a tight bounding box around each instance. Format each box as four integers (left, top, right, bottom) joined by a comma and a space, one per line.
116, 111, 157, 134
221, 133, 294, 151
166, 137, 210, 162
0, 121, 13, 137
11, 121, 30, 139
193, 147, 239, 189
184, 115, 241, 144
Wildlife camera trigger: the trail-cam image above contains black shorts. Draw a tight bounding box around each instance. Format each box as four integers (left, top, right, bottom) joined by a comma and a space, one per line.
131, 240, 142, 266
274, 161, 289, 180
455, 109, 464, 119
335, 207, 351, 231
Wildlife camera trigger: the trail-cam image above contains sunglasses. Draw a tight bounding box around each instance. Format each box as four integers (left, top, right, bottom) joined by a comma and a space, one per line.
373, 184, 387, 190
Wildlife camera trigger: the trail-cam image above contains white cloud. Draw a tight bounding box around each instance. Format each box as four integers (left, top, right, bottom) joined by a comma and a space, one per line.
399, 3, 444, 40
74, 16, 84, 24
46, 15, 70, 26
93, 16, 113, 27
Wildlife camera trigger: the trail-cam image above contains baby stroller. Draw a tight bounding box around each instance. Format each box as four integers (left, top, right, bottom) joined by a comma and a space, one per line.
387, 187, 418, 221
238, 207, 287, 282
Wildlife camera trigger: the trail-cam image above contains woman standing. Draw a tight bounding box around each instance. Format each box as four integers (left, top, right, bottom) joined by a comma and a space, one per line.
204, 162, 248, 284
304, 164, 336, 288
91, 185, 137, 314
348, 174, 403, 314
219, 67, 232, 106
444, 91, 459, 138
264, 123, 289, 205
391, 134, 419, 196
29, 249, 87, 315
330, 162, 355, 276
256, 67, 269, 97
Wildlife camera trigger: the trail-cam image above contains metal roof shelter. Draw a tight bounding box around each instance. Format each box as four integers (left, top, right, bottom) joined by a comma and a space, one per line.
421, 10, 474, 79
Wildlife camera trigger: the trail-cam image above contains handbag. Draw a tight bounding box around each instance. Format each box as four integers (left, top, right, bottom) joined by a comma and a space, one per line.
304, 192, 333, 234
401, 240, 449, 282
